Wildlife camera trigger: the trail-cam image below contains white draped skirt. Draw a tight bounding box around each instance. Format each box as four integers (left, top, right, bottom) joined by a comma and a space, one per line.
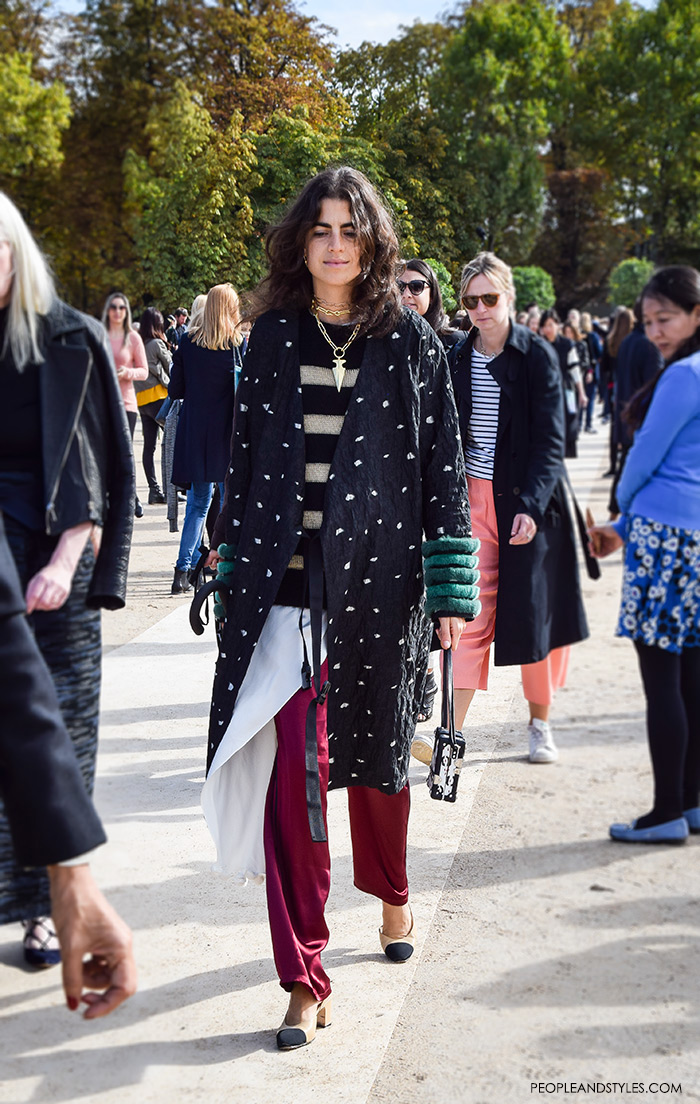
201, 605, 327, 883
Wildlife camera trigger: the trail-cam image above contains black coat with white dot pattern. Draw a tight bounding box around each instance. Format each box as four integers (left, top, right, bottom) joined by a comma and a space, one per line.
207, 307, 471, 793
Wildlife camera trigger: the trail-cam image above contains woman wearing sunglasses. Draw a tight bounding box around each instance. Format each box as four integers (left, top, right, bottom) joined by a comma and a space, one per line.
101, 292, 148, 517
202, 167, 479, 1049
398, 258, 468, 721
413, 251, 587, 768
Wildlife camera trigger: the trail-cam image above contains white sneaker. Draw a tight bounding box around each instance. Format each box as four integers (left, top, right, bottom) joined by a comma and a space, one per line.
411, 732, 435, 765
528, 719, 558, 763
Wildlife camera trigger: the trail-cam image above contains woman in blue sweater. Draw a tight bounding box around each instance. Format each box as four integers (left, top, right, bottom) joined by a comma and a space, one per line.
589, 266, 700, 843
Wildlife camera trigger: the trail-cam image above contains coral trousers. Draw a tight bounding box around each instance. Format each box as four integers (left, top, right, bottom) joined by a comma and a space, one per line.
264, 661, 410, 1001
453, 476, 569, 705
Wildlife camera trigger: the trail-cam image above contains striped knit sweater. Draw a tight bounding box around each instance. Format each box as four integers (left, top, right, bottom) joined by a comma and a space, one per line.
275, 310, 367, 608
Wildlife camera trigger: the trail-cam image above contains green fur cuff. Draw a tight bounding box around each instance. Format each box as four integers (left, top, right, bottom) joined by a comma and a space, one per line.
424, 552, 479, 571
423, 535, 480, 557
217, 543, 237, 561
426, 582, 480, 602
216, 558, 236, 580
424, 565, 481, 588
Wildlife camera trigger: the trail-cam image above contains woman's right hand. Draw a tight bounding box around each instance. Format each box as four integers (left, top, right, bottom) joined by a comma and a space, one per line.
205, 549, 222, 570
587, 524, 623, 558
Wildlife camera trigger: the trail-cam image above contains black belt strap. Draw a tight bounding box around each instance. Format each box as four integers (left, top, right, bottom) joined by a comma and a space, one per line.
301, 535, 330, 843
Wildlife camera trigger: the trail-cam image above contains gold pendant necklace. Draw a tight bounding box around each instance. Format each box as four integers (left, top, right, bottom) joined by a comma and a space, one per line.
312, 308, 361, 391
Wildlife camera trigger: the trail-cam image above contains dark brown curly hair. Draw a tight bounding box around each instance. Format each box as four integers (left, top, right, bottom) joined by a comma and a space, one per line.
248, 166, 403, 337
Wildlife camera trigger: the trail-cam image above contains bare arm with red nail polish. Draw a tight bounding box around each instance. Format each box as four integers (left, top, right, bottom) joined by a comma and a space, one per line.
48, 864, 137, 1019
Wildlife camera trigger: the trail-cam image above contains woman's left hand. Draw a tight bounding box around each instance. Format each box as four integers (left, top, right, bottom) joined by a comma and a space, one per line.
25, 563, 74, 613
25, 522, 92, 613
437, 616, 466, 651
509, 513, 537, 545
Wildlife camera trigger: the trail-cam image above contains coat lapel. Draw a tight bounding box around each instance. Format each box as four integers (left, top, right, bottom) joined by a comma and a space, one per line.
40, 337, 93, 521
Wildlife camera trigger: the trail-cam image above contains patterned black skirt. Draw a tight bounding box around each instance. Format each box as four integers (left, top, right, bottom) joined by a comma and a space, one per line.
0, 516, 101, 924
616, 514, 700, 653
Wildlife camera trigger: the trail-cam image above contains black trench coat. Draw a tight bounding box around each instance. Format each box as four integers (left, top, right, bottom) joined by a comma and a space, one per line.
450, 322, 588, 667
208, 307, 471, 793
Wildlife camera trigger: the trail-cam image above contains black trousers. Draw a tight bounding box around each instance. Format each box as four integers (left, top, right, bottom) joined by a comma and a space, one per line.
138, 399, 163, 490
634, 641, 700, 824
0, 517, 101, 923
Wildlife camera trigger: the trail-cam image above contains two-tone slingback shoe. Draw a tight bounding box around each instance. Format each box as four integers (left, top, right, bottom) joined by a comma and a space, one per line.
379, 910, 415, 962
276, 996, 332, 1050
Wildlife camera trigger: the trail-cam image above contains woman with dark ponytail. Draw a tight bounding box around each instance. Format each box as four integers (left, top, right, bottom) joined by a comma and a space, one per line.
589, 265, 700, 843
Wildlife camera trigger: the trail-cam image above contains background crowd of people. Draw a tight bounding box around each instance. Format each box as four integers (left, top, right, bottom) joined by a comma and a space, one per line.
1, 168, 699, 1043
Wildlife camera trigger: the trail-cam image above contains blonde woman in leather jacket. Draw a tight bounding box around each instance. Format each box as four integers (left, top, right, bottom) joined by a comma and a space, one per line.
0, 191, 134, 965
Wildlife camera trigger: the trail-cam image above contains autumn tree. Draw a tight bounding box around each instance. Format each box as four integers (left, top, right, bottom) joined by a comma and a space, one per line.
190, 0, 340, 130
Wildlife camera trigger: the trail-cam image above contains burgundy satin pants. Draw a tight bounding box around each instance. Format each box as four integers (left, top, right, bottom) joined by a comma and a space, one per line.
263, 661, 410, 1001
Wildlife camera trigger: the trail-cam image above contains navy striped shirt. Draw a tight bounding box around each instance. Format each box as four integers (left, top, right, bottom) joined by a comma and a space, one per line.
463, 347, 501, 480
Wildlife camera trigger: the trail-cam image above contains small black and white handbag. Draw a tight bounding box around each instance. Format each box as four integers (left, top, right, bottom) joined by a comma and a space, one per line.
427, 648, 466, 803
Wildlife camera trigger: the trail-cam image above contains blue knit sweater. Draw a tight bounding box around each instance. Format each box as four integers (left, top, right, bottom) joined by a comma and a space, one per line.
614, 350, 700, 533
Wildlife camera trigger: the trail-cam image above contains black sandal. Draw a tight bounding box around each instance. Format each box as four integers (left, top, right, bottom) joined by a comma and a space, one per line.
416, 670, 438, 723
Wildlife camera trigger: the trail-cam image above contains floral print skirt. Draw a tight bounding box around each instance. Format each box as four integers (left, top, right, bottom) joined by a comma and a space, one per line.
616, 514, 700, 653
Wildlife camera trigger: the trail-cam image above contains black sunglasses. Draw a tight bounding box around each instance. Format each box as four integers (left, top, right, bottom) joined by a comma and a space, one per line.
398, 279, 430, 295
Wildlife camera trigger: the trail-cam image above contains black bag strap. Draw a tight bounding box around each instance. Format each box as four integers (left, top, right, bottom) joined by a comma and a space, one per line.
189, 578, 227, 636
302, 535, 330, 844
561, 469, 601, 581
440, 647, 457, 745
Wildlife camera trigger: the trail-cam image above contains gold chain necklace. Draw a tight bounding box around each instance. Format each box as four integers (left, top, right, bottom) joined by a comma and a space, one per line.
312, 308, 361, 391
311, 295, 353, 319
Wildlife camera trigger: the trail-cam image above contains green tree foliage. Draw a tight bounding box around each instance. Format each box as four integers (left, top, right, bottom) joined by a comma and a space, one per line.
424, 257, 457, 314
577, 0, 700, 263
333, 21, 452, 142
0, 0, 51, 59
433, 0, 569, 262
512, 266, 556, 312
0, 52, 71, 182
124, 83, 259, 305
334, 23, 455, 262
247, 108, 417, 283
608, 258, 655, 308
7, 0, 700, 316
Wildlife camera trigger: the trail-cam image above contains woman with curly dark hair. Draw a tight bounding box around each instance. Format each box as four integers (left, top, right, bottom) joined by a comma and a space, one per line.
202, 167, 480, 1048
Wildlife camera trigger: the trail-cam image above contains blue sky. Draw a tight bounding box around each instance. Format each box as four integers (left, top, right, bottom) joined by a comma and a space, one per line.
302, 0, 657, 49
52, 0, 658, 50
300, 0, 446, 49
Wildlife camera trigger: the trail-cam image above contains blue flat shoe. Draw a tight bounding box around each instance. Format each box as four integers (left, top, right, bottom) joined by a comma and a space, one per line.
609, 817, 689, 844
683, 807, 700, 833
